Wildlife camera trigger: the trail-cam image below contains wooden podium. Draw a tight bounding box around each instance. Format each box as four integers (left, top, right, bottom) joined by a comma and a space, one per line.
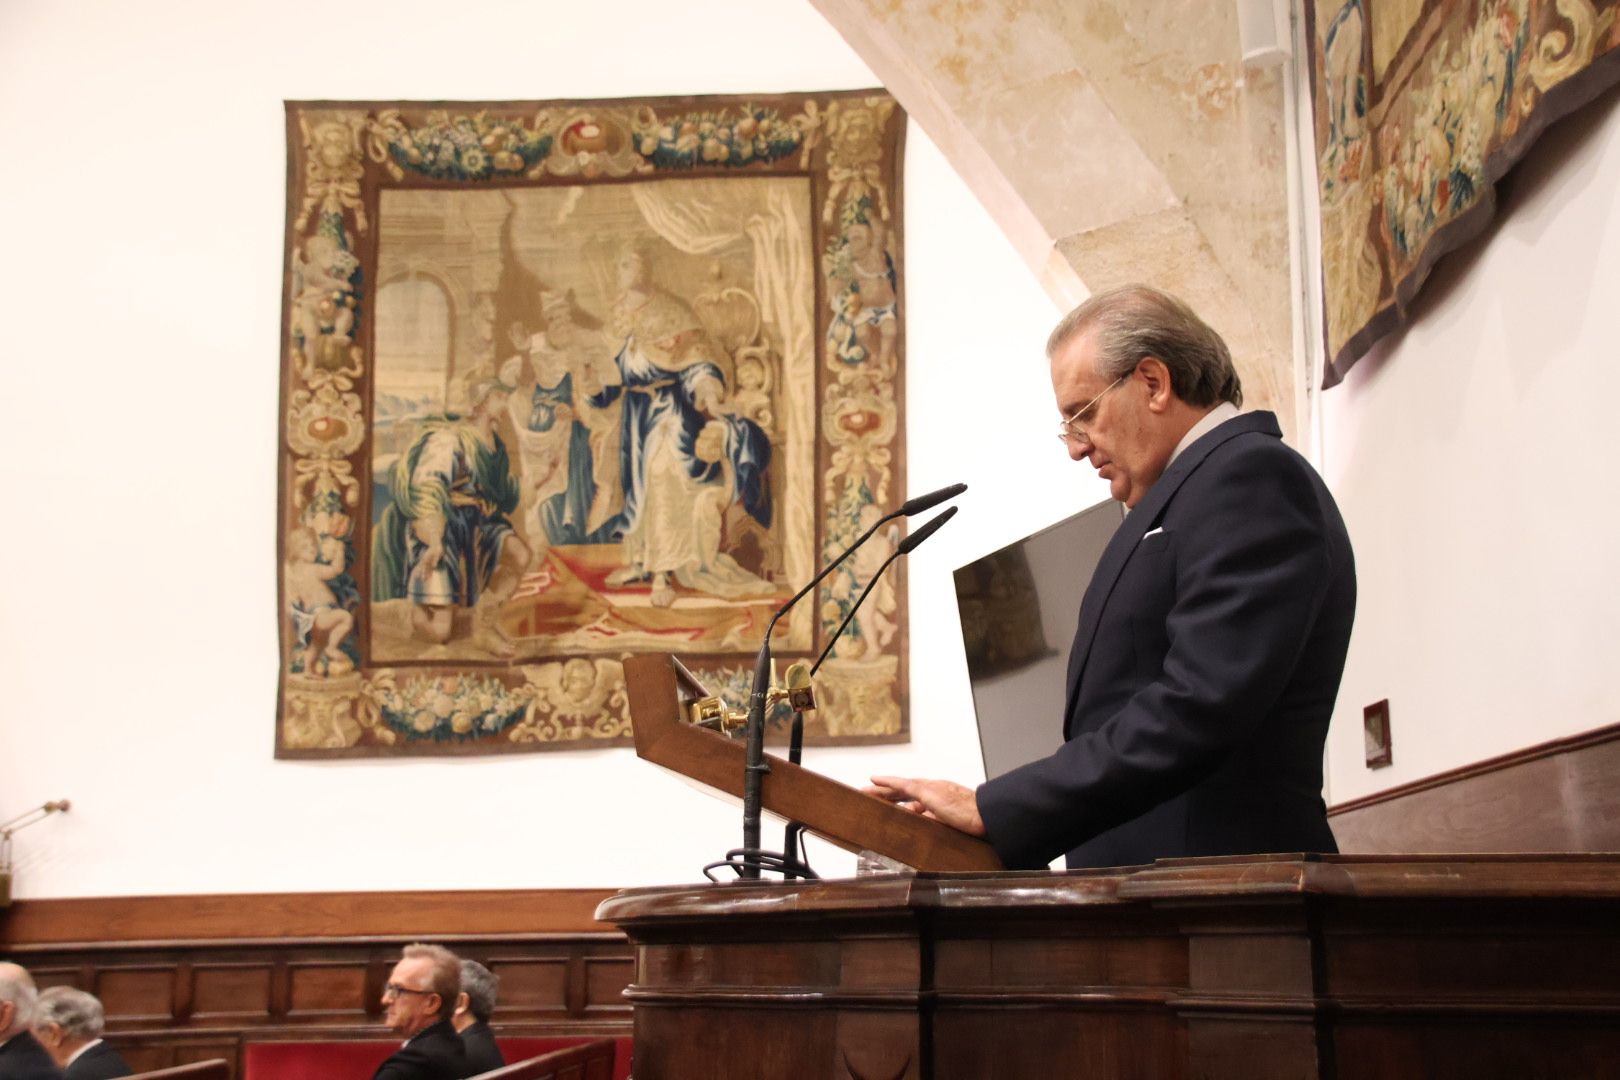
598, 855, 1620, 1079
623, 653, 1001, 872
612, 656, 1620, 1078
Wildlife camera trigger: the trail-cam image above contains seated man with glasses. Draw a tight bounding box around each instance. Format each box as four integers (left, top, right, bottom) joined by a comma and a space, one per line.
374, 944, 468, 1080
870, 284, 1355, 872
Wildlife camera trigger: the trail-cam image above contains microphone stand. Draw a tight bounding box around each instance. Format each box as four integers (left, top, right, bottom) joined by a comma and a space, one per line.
782, 505, 959, 880
719, 484, 966, 882
732, 513, 890, 881
737, 644, 774, 880
781, 669, 813, 881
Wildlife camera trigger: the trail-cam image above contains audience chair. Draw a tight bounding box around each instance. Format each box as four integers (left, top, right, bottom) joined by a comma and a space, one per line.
126, 1061, 231, 1080
470, 1038, 617, 1080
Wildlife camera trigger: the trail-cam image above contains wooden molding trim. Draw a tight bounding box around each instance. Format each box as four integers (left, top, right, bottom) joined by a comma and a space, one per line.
1329, 719, 1620, 816
0, 887, 621, 948
1328, 720, 1620, 854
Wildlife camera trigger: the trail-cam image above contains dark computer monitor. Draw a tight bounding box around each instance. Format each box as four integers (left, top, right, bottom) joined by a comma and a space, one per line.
952, 499, 1125, 780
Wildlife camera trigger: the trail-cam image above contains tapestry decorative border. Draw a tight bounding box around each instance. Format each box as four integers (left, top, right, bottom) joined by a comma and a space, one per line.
1308, 0, 1620, 385
277, 91, 909, 757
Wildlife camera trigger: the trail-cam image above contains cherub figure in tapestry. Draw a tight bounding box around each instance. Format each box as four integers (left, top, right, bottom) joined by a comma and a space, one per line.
372, 371, 533, 656
286, 524, 357, 677
506, 288, 623, 545
728, 350, 774, 430
592, 242, 774, 608
825, 210, 898, 373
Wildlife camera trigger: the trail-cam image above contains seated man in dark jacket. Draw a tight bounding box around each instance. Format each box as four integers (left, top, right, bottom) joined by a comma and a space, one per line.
373, 944, 468, 1080
0, 962, 64, 1080
33, 988, 130, 1079
451, 961, 503, 1075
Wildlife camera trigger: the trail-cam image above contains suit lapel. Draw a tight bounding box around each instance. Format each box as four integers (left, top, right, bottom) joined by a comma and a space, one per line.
1061, 411, 1281, 734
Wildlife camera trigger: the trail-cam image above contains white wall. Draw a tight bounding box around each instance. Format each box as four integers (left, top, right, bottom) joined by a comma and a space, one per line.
1320, 88, 1620, 801
0, 0, 1087, 898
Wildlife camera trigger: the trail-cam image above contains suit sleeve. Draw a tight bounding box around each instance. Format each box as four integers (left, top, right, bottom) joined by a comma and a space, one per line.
371, 1048, 423, 1080
977, 442, 1334, 869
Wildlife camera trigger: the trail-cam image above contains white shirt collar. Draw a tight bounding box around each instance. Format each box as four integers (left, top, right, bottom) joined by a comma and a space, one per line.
1168, 401, 1240, 467
66, 1039, 105, 1066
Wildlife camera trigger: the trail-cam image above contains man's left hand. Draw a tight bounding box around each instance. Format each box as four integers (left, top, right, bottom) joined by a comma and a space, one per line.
866, 776, 986, 837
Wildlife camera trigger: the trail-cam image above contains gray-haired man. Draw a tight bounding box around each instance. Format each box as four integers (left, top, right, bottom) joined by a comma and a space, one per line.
451, 960, 503, 1075
34, 988, 130, 1079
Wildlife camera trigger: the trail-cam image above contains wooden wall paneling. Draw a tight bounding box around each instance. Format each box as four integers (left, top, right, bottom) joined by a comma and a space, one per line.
582, 956, 635, 1016
266, 957, 291, 1023
191, 962, 274, 1022
0, 888, 635, 1080
284, 958, 372, 1020
22, 964, 81, 990
98, 963, 178, 1024
121, 1043, 175, 1075
489, 953, 574, 1019
1329, 721, 1620, 853
173, 960, 193, 1021
116, 1037, 241, 1076
0, 888, 619, 945
564, 953, 586, 1017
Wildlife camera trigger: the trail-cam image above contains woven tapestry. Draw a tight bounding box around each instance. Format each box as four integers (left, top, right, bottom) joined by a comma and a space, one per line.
277, 92, 909, 757
1308, 0, 1620, 384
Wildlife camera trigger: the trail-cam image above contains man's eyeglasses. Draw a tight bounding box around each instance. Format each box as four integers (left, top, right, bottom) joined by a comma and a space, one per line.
382, 983, 435, 999
1056, 371, 1129, 446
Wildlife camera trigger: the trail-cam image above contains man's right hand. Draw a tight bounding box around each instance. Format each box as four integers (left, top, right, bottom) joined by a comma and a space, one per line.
865, 776, 987, 837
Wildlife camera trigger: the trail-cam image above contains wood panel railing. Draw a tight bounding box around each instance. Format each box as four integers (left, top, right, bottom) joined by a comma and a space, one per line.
0, 888, 631, 1078
1330, 720, 1620, 852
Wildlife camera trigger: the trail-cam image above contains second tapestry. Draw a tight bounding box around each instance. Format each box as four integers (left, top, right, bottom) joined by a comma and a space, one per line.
279, 92, 909, 756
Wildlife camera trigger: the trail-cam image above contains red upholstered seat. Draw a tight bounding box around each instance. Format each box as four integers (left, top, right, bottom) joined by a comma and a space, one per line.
242, 1036, 631, 1080
242, 1040, 395, 1079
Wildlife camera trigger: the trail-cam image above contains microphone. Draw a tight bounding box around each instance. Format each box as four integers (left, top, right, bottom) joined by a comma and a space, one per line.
811, 505, 957, 675
897, 482, 966, 517
721, 482, 967, 881
757, 481, 968, 649
898, 502, 958, 555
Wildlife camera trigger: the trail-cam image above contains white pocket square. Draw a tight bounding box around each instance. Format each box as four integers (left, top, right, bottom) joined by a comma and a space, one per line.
1141, 526, 1164, 539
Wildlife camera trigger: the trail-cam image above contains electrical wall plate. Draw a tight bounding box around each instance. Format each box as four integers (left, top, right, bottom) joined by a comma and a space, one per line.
1364, 698, 1393, 769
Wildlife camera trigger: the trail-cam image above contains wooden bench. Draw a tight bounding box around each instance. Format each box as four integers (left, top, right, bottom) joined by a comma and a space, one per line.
242, 1036, 630, 1080
127, 1062, 230, 1080
471, 1039, 616, 1080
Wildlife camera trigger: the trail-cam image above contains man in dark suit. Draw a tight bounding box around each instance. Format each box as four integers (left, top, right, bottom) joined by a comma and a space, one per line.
451, 960, 503, 1075
871, 284, 1354, 869
0, 963, 63, 1080
33, 988, 129, 1079
373, 944, 469, 1080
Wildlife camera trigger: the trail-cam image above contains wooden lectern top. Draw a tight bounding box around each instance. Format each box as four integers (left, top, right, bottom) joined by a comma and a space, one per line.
623, 653, 1002, 872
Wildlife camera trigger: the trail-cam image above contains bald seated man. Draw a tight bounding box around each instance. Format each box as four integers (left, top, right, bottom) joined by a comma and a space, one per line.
374, 944, 468, 1080
0, 963, 63, 1080
34, 988, 130, 1079
870, 284, 1354, 870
